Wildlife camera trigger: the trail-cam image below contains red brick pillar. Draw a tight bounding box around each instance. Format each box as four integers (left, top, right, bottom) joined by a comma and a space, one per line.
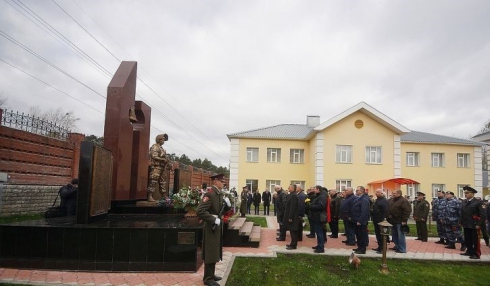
68, 133, 85, 179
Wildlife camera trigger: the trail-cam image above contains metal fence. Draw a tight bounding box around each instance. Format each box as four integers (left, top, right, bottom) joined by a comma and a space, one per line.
1, 109, 70, 140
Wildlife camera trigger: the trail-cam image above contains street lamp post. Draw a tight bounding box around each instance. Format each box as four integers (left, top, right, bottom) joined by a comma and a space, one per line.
378, 219, 392, 274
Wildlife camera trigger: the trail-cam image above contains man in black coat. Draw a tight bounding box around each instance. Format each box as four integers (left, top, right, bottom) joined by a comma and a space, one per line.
275, 185, 287, 241
309, 185, 327, 253
328, 189, 341, 238
283, 184, 299, 250
371, 189, 389, 253
460, 186, 486, 259
60, 178, 79, 216
262, 188, 272, 215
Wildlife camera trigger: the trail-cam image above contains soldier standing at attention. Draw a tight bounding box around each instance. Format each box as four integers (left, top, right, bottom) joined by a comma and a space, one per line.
147, 134, 170, 202
444, 191, 465, 251
239, 186, 248, 217
413, 192, 430, 242
432, 190, 447, 244
197, 174, 231, 286
460, 186, 486, 259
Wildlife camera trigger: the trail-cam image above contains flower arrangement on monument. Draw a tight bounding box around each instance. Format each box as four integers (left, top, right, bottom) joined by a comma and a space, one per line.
171, 186, 202, 215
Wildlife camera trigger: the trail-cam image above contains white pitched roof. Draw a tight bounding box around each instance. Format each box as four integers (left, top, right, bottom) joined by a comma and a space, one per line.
227, 124, 314, 140
314, 102, 410, 134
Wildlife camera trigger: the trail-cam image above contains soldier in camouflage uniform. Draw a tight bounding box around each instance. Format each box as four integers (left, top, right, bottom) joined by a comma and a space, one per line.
147, 134, 171, 202
432, 190, 447, 244
413, 192, 430, 242
443, 192, 465, 251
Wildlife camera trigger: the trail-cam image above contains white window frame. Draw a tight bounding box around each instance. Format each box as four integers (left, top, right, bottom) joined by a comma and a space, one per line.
431, 153, 444, 167
336, 179, 352, 191
406, 184, 419, 198
246, 179, 258, 192
246, 147, 259, 163
290, 149, 304, 164
406, 152, 419, 167
336, 145, 352, 163
365, 146, 382, 164
432, 184, 445, 198
457, 153, 470, 168
457, 184, 468, 199
267, 148, 281, 163
266, 180, 281, 192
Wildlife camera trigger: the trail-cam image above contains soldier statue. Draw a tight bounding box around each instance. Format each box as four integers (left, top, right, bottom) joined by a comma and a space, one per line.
147, 133, 171, 202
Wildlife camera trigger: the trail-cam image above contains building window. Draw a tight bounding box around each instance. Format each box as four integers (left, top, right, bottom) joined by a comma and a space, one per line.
267, 148, 281, 163
246, 179, 258, 192
246, 148, 259, 162
457, 184, 468, 199
457, 153, 470, 168
365, 146, 382, 164
432, 184, 445, 198
431, 153, 444, 167
290, 181, 305, 190
336, 180, 352, 191
336, 145, 352, 163
406, 184, 420, 198
406, 152, 420, 167
266, 180, 281, 192
290, 149, 304, 164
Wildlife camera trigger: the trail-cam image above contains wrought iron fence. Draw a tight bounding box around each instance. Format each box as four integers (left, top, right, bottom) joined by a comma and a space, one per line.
1, 109, 70, 140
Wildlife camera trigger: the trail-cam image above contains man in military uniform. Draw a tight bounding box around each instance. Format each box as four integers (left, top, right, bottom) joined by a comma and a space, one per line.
443, 191, 465, 251
413, 192, 430, 242
460, 186, 486, 259
432, 190, 447, 244
239, 186, 248, 217
147, 134, 171, 202
197, 174, 231, 286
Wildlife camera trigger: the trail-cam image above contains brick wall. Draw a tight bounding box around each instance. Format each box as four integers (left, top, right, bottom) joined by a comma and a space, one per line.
0, 184, 61, 217
0, 125, 84, 185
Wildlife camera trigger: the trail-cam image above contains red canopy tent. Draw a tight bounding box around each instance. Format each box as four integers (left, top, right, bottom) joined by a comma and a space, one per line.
367, 178, 419, 197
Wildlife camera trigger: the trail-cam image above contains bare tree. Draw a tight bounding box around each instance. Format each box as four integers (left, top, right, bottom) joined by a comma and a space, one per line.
28, 106, 79, 131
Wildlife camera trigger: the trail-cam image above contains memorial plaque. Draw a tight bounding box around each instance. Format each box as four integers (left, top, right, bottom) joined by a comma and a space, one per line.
90, 146, 113, 216
177, 232, 195, 245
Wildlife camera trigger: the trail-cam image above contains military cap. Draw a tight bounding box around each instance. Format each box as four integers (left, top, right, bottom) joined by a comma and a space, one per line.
210, 174, 225, 181
446, 191, 455, 196
463, 186, 477, 193
437, 190, 445, 194
416, 192, 425, 196
156, 134, 169, 141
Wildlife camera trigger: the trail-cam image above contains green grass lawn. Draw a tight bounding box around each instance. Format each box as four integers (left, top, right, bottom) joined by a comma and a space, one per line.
0, 214, 42, 224
227, 253, 490, 286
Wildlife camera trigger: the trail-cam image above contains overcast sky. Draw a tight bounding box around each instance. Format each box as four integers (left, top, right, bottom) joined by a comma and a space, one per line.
1, 0, 489, 167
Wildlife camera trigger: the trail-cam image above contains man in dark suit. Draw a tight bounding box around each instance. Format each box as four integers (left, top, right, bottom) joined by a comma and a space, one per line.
283, 184, 300, 250
197, 174, 231, 286
262, 188, 272, 215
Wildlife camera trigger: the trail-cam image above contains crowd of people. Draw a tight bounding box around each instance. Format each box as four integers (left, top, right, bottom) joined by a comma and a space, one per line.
233, 184, 489, 259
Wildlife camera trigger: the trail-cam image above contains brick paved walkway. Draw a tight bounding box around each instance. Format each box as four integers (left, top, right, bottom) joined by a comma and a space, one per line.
1, 216, 489, 286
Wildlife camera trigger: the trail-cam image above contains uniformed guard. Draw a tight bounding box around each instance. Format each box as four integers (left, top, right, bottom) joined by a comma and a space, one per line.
460, 186, 486, 259
433, 191, 448, 244
443, 192, 465, 250
197, 174, 231, 286
413, 192, 430, 242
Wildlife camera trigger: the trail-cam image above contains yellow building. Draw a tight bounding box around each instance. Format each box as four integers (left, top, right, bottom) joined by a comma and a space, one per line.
227, 102, 483, 201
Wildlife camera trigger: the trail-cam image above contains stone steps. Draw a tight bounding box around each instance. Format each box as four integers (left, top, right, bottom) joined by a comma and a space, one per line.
223, 216, 261, 248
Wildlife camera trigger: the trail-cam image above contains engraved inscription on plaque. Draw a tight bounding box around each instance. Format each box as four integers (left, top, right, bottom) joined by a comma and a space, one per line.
179, 169, 192, 191
178, 232, 195, 245
89, 146, 113, 217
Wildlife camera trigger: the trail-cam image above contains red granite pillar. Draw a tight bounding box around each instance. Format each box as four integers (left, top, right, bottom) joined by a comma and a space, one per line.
68, 132, 85, 179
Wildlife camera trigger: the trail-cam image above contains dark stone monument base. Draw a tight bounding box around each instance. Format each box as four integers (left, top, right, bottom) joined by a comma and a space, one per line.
0, 214, 203, 272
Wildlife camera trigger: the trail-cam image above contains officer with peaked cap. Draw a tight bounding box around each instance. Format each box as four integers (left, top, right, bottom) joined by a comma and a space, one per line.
460, 186, 486, 259
413, 191, 430, 242
197, 174, 231, 286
